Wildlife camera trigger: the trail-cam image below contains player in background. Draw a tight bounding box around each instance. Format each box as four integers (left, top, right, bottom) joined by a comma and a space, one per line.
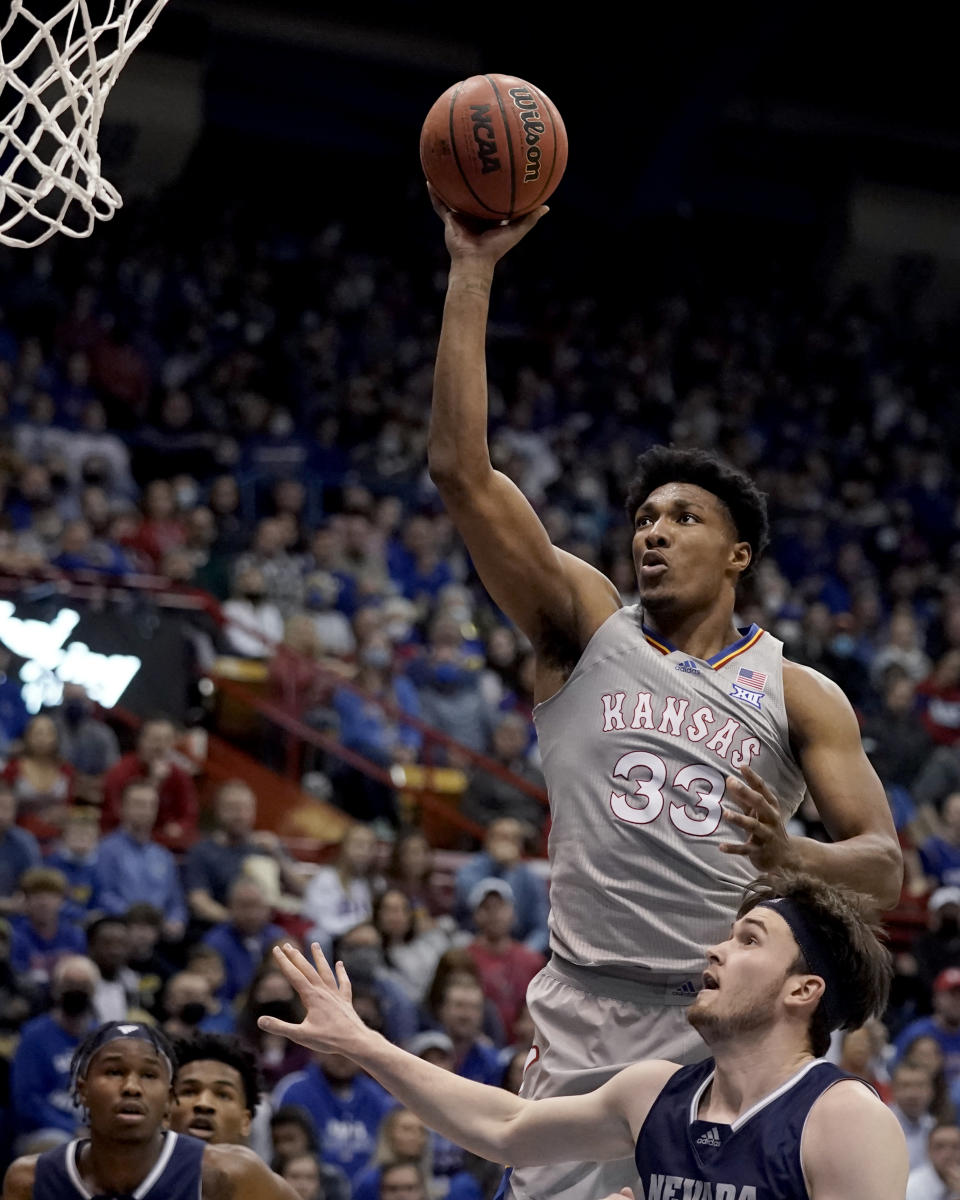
170, 1032, 261, 1145
1, 1021, 297, 1200
256, 870, 907, 1200
425, 188, 902, 1198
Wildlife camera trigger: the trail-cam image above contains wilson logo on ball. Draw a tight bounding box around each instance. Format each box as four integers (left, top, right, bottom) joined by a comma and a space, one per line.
470, 104, 501, 174
509, 87, 546, 183
420, 73, 568, 220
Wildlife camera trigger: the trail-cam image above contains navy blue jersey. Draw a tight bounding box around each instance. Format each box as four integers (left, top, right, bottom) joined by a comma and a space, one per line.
635, 1058, 868, 1200
34, 1130, 205, 1200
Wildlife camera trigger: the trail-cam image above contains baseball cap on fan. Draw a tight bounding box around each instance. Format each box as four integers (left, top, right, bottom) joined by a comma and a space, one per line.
468, 877, 515, 911
929, 887, 960, 912
934, 967, 960, 993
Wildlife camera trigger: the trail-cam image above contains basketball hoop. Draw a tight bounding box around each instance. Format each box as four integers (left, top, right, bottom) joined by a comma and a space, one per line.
0, 0, 171, 249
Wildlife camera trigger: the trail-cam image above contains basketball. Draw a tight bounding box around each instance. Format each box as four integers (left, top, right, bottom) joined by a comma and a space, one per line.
419, 73, 568, 222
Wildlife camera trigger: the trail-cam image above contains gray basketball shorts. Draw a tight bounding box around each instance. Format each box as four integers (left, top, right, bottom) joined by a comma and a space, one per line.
507, 957, 708, 1200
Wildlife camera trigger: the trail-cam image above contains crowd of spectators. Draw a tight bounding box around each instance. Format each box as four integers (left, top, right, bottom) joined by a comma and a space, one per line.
4, 192, 960, 1194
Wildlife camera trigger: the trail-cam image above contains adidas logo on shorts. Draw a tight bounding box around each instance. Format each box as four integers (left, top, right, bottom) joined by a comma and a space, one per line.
696, 1126, 722, 1148
676, 659, 700, 674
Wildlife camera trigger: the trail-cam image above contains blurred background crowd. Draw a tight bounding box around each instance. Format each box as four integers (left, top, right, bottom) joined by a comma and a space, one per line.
5, 1, 960, 1196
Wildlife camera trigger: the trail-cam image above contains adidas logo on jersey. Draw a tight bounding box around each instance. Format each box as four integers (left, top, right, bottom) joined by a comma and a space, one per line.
675, 659, 700, 674
671, 980, 698, 997
696, 1126, 722, 1147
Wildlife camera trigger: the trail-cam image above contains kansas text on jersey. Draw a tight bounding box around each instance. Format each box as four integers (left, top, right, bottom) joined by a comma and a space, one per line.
534, 607, 806, 979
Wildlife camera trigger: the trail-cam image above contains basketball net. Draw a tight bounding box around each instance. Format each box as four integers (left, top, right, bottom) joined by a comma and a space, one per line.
0, 0, 170, 249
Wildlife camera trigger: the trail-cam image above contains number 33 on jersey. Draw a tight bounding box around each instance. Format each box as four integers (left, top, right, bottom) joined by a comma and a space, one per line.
534, 607, 806, 978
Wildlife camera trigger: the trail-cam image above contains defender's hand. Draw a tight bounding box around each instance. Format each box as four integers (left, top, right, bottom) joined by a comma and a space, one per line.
257, 943, 368, 1056
719, 764, 793, 871
429, 183, 548, 266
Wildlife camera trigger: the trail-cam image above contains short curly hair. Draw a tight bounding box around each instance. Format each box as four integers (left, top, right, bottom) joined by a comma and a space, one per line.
172, 1032, 263, 1114
624, 446, 770, 578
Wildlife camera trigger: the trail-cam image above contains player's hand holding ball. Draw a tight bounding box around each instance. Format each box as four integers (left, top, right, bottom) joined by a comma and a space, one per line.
420, 73, 567, 221
421, 73, 566, 262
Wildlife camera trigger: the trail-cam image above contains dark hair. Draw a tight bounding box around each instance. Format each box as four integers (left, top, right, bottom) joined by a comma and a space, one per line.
70, 1021, 175, 1105
624, 446, 770, 578
386, 830, 432, 885
173, 1032, 262, 1113
125, 902, 163, 928
737, 871, 892, 1057
425, 948, 482, 1017
85, 913, 128, 942
373, 889, 415, 946
270, 1103, 318, 1148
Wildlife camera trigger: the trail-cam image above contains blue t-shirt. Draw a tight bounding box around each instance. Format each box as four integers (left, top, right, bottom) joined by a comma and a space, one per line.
0, 825, 41, 897
273, 1064, 395, 1180
919, 837, 960, 887
202, 921, 286, 1001
10, 913, 86, 981
11, 1013, 89, 1135
457, 1041, 503, 1086
353, 1165, 482, 1200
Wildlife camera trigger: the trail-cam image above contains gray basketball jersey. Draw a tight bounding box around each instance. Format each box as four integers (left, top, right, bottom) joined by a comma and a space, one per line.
534, 604, 806, 980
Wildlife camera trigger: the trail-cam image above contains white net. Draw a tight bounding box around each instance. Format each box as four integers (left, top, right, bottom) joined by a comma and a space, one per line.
0, 0, 170, 249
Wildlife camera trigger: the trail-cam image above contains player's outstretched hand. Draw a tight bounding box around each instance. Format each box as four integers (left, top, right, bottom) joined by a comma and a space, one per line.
428, 183, 548, 267
598, 1189, 634, 1200
719, 764, 792, 871
257, 942, 368, 1056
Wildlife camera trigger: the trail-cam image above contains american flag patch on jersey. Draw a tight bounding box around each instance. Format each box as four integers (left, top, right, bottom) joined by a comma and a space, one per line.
730, 666, 767, 711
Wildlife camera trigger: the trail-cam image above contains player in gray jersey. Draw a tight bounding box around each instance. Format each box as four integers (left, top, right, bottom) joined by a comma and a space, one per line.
425, 186, 901, 1200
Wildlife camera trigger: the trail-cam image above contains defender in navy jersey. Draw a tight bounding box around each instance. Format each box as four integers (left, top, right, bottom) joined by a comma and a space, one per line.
257, 871, 907, 1200
1, 1021, 297, 1200
425, 188, 902, 1198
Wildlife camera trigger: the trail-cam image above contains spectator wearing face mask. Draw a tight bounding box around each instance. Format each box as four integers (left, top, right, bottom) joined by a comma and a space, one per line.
302, 570, 355, 658
329, 632, 421, 824
237, 962, 310, 1091
407, 617, 495, 757
333, 922, 420, 1046
10, 953, 99, 1149
161, 969, 235, 1039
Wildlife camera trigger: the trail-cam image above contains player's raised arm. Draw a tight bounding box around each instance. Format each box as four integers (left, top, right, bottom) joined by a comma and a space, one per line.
427, 188, 620, 671
258, 942, 667, 1168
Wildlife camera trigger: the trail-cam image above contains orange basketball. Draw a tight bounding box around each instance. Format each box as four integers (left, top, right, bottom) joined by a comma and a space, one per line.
420, 73, 568, 222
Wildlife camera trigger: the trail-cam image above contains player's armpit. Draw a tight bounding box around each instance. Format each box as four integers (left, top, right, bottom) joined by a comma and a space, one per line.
1, 1158, 37, 1200
504, 1060, 679, 1169
782, 661, 903, 907
202, 1144, 299, 1200
800, 1080, 908, 1200
432, 467, 621, 672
